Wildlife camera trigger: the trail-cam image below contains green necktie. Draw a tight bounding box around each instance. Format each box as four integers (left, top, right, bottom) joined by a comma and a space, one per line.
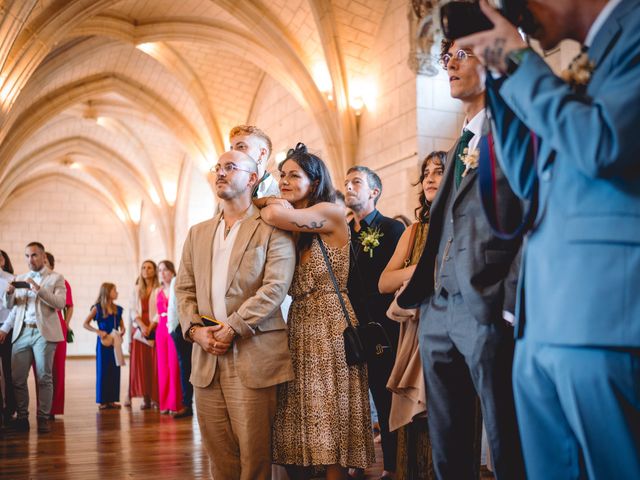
454, 128, 475, 189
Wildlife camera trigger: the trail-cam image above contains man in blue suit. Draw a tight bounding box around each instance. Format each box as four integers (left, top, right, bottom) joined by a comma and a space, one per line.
459, 0, 640, 478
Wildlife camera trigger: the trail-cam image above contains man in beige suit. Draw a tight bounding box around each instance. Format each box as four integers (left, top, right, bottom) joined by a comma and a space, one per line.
1, 241, 66, 433
176, 150, 295, 480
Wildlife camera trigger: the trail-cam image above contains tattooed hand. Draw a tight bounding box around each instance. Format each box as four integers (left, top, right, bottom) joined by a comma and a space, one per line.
457, 0, 527, 74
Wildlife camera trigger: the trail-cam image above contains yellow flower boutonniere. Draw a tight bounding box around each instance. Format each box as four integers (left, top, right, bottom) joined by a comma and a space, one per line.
359, 227, 384, 258
561, 51, 595, 91
459, 147, 479, 178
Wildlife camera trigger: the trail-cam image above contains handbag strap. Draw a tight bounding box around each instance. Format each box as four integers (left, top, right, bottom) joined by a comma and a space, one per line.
316, 236, 354, 329
403, 223, 418, 268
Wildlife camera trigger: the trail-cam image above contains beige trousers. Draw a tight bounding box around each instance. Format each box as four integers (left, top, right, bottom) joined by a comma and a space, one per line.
195, 352, 277, 480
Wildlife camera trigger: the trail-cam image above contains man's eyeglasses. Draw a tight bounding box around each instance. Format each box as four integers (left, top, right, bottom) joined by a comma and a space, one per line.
440, 49, 476, 70
210, 163, 254, 175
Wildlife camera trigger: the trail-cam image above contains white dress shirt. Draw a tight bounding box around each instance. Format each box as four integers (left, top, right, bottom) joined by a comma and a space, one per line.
464, 108, 486, 152
210, 216, 243, 324
23, 269, 45, 325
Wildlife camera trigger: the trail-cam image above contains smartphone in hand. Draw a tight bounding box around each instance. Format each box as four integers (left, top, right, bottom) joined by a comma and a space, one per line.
201, 315, 225, 327
11, 281, 31, 289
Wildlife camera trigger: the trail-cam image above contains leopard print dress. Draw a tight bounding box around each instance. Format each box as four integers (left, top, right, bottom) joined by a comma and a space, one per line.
272, 237, 375, 469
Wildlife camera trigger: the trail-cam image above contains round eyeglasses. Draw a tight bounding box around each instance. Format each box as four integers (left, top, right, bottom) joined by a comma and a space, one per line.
210, 163, 254, 175
440, 49, 476, 70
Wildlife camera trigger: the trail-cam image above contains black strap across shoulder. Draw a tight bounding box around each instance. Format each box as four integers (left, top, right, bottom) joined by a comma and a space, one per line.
316, 235, 354, 329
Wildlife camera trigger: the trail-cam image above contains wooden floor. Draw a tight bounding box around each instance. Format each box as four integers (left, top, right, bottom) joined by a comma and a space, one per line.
0, 358, 384, 479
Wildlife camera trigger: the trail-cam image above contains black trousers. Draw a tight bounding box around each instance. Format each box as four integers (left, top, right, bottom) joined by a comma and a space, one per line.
170, 326, 193, 408
368, 320, 399, 472
419, 292, 524, 480
0, 328, 15, 421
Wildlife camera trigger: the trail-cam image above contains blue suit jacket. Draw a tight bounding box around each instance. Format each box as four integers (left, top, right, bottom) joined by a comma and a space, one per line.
490, 0, 640, 346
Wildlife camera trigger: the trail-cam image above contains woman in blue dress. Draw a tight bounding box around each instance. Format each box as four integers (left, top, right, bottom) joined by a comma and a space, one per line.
83, 282, 125, 410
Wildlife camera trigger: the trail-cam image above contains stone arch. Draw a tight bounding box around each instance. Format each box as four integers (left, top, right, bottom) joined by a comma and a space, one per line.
0, 0, 120, 111
0, 136, 171, 254
0, 73, 212, 182
68, 14, 346, 173
9, 171, 140, 263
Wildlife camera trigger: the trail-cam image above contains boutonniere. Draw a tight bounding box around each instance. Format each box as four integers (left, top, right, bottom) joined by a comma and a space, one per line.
459, 147, 479, 177
359, 227, 384, 258
561, 51, 595, 91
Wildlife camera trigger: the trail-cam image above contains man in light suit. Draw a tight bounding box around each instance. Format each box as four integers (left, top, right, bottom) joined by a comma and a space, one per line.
396, 39, 524, 479
458, 0, 640, 478
176, 150, 296, 480
1, 241, 66, 433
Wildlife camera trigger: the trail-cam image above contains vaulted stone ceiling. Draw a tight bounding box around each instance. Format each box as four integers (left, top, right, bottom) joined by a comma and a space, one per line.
0, 0, 394, 256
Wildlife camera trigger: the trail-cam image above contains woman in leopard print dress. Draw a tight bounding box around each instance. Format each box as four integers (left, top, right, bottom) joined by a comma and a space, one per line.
258, 143, 375, 479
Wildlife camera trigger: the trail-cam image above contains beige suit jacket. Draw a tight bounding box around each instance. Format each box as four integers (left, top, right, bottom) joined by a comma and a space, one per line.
176, 205, 296, 389
2, 267, 66, 343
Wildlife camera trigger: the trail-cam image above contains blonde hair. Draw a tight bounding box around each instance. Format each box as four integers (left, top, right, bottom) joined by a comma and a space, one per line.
136, 260, 159, 300
96, 282, 116, 314
229, 125, 272, 160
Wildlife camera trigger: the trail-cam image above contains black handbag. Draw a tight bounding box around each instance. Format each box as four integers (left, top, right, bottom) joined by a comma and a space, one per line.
317, 236, 392, 365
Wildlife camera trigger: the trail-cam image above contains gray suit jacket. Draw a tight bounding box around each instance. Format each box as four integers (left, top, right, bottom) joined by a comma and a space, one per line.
176, 204, 296, 389
398, 139, 522, 324
2, 267, 66, 342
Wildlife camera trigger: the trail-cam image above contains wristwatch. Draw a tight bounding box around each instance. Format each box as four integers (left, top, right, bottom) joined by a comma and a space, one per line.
506, 47, 532, 76
187, 323, 201, 341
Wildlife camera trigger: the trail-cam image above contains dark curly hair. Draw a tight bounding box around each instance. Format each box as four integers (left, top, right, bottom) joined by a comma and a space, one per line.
441, 38, 454, 62
414, 151, 446, 224
280, 142, 336, 253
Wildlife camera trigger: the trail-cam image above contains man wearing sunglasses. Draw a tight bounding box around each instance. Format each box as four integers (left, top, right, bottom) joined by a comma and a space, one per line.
396, 39, 524, 479
176, 150, 295, 480
458, 0, 640, 478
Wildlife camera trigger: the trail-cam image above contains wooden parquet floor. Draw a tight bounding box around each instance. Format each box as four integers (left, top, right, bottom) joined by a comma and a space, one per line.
0, 358, 384, 480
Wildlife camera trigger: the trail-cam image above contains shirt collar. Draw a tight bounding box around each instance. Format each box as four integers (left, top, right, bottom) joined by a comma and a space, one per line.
256, 172, 273, 194
463, 108, 485, 138
360, 209, 379, 228
585, 0, 623, 47
30, 267, 46, 278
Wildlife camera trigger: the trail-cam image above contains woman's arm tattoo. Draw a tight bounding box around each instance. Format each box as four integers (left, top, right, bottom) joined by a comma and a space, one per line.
291, 219, 326, 229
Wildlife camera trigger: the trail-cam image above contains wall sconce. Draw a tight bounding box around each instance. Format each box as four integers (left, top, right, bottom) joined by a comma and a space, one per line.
312, 62, 334, 104
349, 77, 376, 124
128, 201, 142, 224
350, 96, 365, 116
149, 188, 161, 205
162, 180, 177, 207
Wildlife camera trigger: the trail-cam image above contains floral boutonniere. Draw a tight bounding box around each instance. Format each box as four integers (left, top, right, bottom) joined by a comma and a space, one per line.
561, 51, 595, 92
359, 227, 384, 258
459, 147, 479, 177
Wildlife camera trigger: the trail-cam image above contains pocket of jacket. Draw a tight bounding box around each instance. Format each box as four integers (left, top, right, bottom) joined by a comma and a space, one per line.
256, 320, 287, 332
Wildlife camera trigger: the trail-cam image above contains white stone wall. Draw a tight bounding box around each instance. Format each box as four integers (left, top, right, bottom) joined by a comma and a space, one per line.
351, 0, 459, 220
0, 178, 136, 355
249, 75, 328, 176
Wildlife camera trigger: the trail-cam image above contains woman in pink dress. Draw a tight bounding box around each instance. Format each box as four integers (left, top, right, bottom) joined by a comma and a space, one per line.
154, 260, 182, 415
